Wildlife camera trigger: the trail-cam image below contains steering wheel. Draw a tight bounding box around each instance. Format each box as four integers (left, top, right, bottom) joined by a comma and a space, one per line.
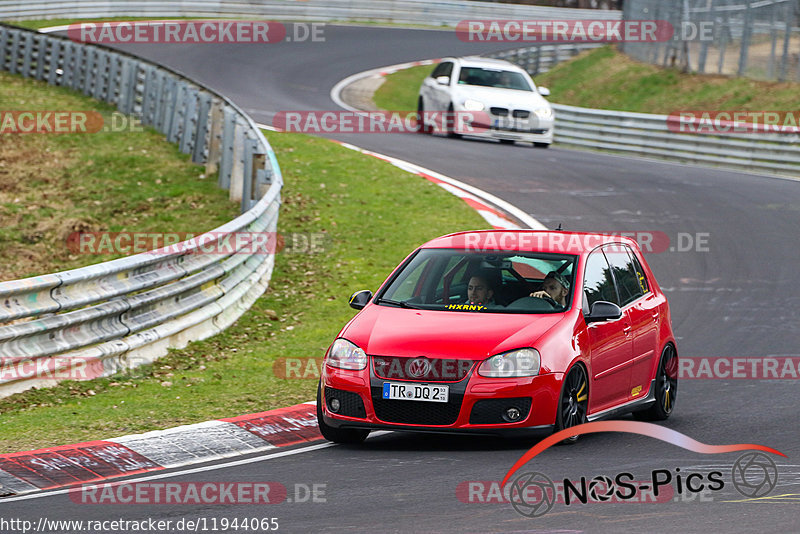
538, 295, 558, 308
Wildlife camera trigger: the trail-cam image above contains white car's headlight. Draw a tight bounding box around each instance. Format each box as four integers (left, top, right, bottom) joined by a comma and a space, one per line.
463, 99, 485, 111
478, 348, 541, 378
326, 339, 368, 370
533, 107, 553, 119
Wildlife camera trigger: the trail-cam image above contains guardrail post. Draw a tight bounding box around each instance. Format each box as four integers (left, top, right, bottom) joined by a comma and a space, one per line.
193, 93, 213, 164
156, 75, 176, 135
47, 39, 63, 85
106, 53, 121, 106
219, 106, 236, 190
168, 81, 187, 144
93, 49, 109, 101
21, 32, 33, 78
82, 46, 96, 96
9, 29, 20, 74
205, 99, 224, 176
229, 121, 245, 203
241, 138, 255, 213
117, 58, 135, 114
33, 33, 47, 81
180, 87, 199, 155
141, 65, 157, 125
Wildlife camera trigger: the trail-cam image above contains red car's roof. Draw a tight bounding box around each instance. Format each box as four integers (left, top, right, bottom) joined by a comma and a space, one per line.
421, 230, 638, 255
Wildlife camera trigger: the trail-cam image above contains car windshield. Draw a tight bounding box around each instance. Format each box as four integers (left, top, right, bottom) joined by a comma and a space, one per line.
457, 67, 533, 91
378, 249, 576, 313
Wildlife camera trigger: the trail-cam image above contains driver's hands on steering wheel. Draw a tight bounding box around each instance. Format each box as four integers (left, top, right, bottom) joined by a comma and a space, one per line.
530, 290, 558, 307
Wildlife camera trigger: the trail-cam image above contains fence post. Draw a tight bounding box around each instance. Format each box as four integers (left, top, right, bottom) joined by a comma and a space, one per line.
778, 1, 793, 81
737, 0, 753, 76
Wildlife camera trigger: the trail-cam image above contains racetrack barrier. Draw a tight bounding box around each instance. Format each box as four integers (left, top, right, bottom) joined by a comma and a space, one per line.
487, 44, 800, 177
0, 21, 282, 398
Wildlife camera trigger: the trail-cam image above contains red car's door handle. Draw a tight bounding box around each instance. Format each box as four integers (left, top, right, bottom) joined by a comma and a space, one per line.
652, 312, 660, 322
623, 325, 632, 335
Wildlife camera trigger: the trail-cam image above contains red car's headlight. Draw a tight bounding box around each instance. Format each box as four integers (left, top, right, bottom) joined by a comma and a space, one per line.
326, 338, 368, 371
478, 348, 541, 378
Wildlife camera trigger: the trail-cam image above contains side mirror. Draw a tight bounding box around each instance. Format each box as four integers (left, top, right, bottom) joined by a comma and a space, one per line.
585, 301, 622, 323
435, 75, 450, 86
349, 290, 373, 310
538, 86, 550, 97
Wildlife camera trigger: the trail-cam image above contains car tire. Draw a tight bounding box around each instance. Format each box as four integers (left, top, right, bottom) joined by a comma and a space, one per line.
533, 142, 550, 149
446, 104, 462, 139
499, 139, 515, 145
417, 98, 432, 134
316, 381, 370, 444
554, 363, 588, 444
633, 344, 677, 421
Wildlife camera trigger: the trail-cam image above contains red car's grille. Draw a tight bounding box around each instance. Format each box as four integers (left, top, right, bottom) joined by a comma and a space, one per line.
370, 387, 463, 425
372, 356, 475, 382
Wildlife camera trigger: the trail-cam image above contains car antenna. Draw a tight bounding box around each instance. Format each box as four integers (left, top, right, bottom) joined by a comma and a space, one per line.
555, 223, 563, 231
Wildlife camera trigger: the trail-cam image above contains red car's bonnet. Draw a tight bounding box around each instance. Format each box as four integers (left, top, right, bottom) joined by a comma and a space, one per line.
339, 304, 567, 360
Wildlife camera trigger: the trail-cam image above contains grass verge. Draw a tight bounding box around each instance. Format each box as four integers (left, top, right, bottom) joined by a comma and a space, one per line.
373, 46, 800, 114
0, 131, 487, 453
534, 46, 800, 112
372, 65, 432, 113
0, 70, 237, 280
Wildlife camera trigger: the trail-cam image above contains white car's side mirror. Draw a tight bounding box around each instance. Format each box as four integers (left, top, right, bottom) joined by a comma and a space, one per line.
538, 86, 551, 97
435, 76, 450, 86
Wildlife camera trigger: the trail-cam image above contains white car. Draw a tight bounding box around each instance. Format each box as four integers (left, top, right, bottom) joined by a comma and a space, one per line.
417, 56, 554, 147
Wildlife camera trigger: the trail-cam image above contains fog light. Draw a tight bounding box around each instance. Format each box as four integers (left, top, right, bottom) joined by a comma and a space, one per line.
329, 398, 341, 413
504, 407, 521, 422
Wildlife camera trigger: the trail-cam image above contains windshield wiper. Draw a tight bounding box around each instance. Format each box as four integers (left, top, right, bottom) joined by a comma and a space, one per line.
376, 298, 420, 309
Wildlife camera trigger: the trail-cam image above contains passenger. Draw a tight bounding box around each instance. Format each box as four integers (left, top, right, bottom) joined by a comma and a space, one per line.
530, 271, 570, 308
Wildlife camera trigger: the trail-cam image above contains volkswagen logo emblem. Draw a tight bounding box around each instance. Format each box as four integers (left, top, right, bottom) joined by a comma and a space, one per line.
407, 357, 432, 378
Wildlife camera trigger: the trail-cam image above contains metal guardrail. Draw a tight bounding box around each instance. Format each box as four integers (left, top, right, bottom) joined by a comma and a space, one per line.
0, 0, 621, 25
550, 104, 800, 175
0, 23, 282, 397
488, 44, 800, 176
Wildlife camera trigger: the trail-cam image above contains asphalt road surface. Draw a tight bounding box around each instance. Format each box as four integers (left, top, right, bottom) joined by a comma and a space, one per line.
5, 24, 799, 533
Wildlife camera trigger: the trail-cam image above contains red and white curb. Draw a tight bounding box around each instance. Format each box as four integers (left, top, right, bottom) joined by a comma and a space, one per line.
0, 402, 320, 497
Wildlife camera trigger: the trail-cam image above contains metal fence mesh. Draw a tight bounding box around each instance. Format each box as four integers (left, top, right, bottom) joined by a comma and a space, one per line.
622, 0, 800, 81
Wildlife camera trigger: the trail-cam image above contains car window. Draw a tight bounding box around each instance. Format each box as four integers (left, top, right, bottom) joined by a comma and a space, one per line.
431, 61, 453, 79
627, 248, 650, 296
457, 67, 532, 91
583, 250, 619, 307
604, 246, 644, 306
379, 249, 576, 313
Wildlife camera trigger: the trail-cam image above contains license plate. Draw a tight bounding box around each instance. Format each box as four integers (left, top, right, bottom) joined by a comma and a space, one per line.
382, 382, 449, 403
494, 117, 520, 130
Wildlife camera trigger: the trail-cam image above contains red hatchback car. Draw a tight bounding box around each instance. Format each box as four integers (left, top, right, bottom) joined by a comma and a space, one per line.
317, 230, 678, 443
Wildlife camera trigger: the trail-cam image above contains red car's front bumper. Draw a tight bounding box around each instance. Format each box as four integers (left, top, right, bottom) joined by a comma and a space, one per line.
320, 362, 563, 435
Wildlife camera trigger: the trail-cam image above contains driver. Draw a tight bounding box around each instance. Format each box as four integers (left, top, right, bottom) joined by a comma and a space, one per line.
530, 271, 570, 308
466, 271, 496, 307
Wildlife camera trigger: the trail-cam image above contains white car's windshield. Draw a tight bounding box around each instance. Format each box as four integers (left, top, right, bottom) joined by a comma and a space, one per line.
457, 67, 533, 92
